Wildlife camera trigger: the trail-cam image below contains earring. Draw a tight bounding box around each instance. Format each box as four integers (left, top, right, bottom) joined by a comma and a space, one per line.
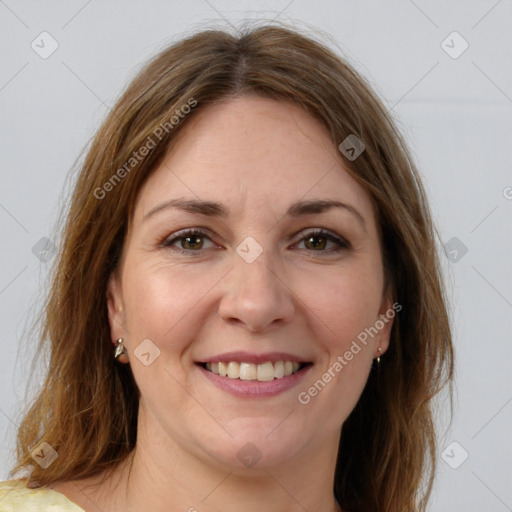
376, 347, 382, 365
114, 338, 129, 363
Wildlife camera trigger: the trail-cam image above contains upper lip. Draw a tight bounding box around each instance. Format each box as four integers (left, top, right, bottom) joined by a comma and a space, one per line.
197, 351, 311, 364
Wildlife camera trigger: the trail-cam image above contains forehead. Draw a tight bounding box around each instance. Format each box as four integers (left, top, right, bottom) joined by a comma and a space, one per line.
134, 96, 375, 225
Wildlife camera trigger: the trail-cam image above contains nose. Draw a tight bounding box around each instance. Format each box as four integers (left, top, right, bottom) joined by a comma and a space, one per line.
218, 248, 295, 332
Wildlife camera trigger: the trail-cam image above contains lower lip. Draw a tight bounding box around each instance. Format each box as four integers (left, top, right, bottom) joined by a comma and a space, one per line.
197, 364, 312, 398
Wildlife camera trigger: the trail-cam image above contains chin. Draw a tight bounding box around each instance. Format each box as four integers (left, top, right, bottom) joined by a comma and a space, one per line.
196, 420, 309, 471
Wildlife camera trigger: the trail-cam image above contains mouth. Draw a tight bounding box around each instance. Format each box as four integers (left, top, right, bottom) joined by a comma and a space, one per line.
198, 360, 312, 381
195, 351, 314, 398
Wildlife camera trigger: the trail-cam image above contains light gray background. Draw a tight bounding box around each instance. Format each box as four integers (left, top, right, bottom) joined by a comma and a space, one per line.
1, 1, 511, 510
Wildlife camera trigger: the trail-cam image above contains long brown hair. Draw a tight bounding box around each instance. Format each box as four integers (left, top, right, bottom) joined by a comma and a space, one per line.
11, 23, 453, 512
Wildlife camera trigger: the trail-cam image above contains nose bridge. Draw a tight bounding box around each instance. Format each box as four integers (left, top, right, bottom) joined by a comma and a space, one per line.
218, 240, 294, 331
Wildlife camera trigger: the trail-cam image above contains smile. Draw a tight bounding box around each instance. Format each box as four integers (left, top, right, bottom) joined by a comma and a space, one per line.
202, 361, 309, 381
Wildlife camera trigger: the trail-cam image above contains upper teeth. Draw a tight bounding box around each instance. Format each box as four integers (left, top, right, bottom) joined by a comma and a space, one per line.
205, 361, 301, 381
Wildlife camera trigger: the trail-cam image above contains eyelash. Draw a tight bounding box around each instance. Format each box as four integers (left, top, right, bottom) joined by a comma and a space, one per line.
159, 228, 350, 255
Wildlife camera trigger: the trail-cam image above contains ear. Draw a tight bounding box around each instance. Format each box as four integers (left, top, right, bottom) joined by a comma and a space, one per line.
106, 272, 127, 345
374, 294, 399, 358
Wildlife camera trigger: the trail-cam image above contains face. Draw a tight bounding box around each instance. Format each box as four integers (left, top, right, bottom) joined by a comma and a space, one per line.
107, 95, 394, 471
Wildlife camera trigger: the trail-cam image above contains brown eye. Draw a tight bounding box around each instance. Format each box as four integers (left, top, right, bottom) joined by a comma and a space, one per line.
161, 229, 216, 253
296, 229, 350, 253
181, 235, 204, 250
304, 235, 327, 250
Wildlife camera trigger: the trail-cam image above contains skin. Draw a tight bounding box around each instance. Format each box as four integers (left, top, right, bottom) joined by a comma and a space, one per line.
50, 96, 394, 512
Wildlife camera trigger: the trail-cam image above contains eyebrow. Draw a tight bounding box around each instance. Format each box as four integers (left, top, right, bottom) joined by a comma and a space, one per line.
143, 198, 366, 232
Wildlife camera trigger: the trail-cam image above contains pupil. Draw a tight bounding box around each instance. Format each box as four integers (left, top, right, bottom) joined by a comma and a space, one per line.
307, 236, 326, 250
184, 236, 202, 249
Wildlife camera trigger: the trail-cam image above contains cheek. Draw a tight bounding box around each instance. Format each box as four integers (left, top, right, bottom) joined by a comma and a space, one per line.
295, 261, 383, 349
119, 261, 218, 416
121, 260, 224, 347
292, 264, 380, 419
297, 305, 375, 434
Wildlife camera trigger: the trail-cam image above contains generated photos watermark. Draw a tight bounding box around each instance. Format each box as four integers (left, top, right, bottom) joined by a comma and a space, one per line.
93, 97, 197, 200
297, 301, 402, 405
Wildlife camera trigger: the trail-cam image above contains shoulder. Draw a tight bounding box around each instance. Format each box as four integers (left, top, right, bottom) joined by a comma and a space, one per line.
0, 479, 85, 512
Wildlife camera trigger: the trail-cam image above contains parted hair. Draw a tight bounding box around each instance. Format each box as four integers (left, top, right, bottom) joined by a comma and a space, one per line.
11, 23, 453, 512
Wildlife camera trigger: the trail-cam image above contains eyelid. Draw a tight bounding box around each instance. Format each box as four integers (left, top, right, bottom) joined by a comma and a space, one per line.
292, 228, 350, 250
159, 227, 217, 249
159, 227, 350, 253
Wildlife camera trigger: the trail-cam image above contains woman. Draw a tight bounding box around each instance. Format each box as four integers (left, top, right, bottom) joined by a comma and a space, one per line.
0, 24, 453, 512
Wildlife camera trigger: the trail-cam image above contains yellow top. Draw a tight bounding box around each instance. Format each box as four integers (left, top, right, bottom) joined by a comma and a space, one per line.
0, 479, 85, 512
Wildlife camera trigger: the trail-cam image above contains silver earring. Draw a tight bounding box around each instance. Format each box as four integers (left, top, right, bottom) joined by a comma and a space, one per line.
114, 338, 129, 363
